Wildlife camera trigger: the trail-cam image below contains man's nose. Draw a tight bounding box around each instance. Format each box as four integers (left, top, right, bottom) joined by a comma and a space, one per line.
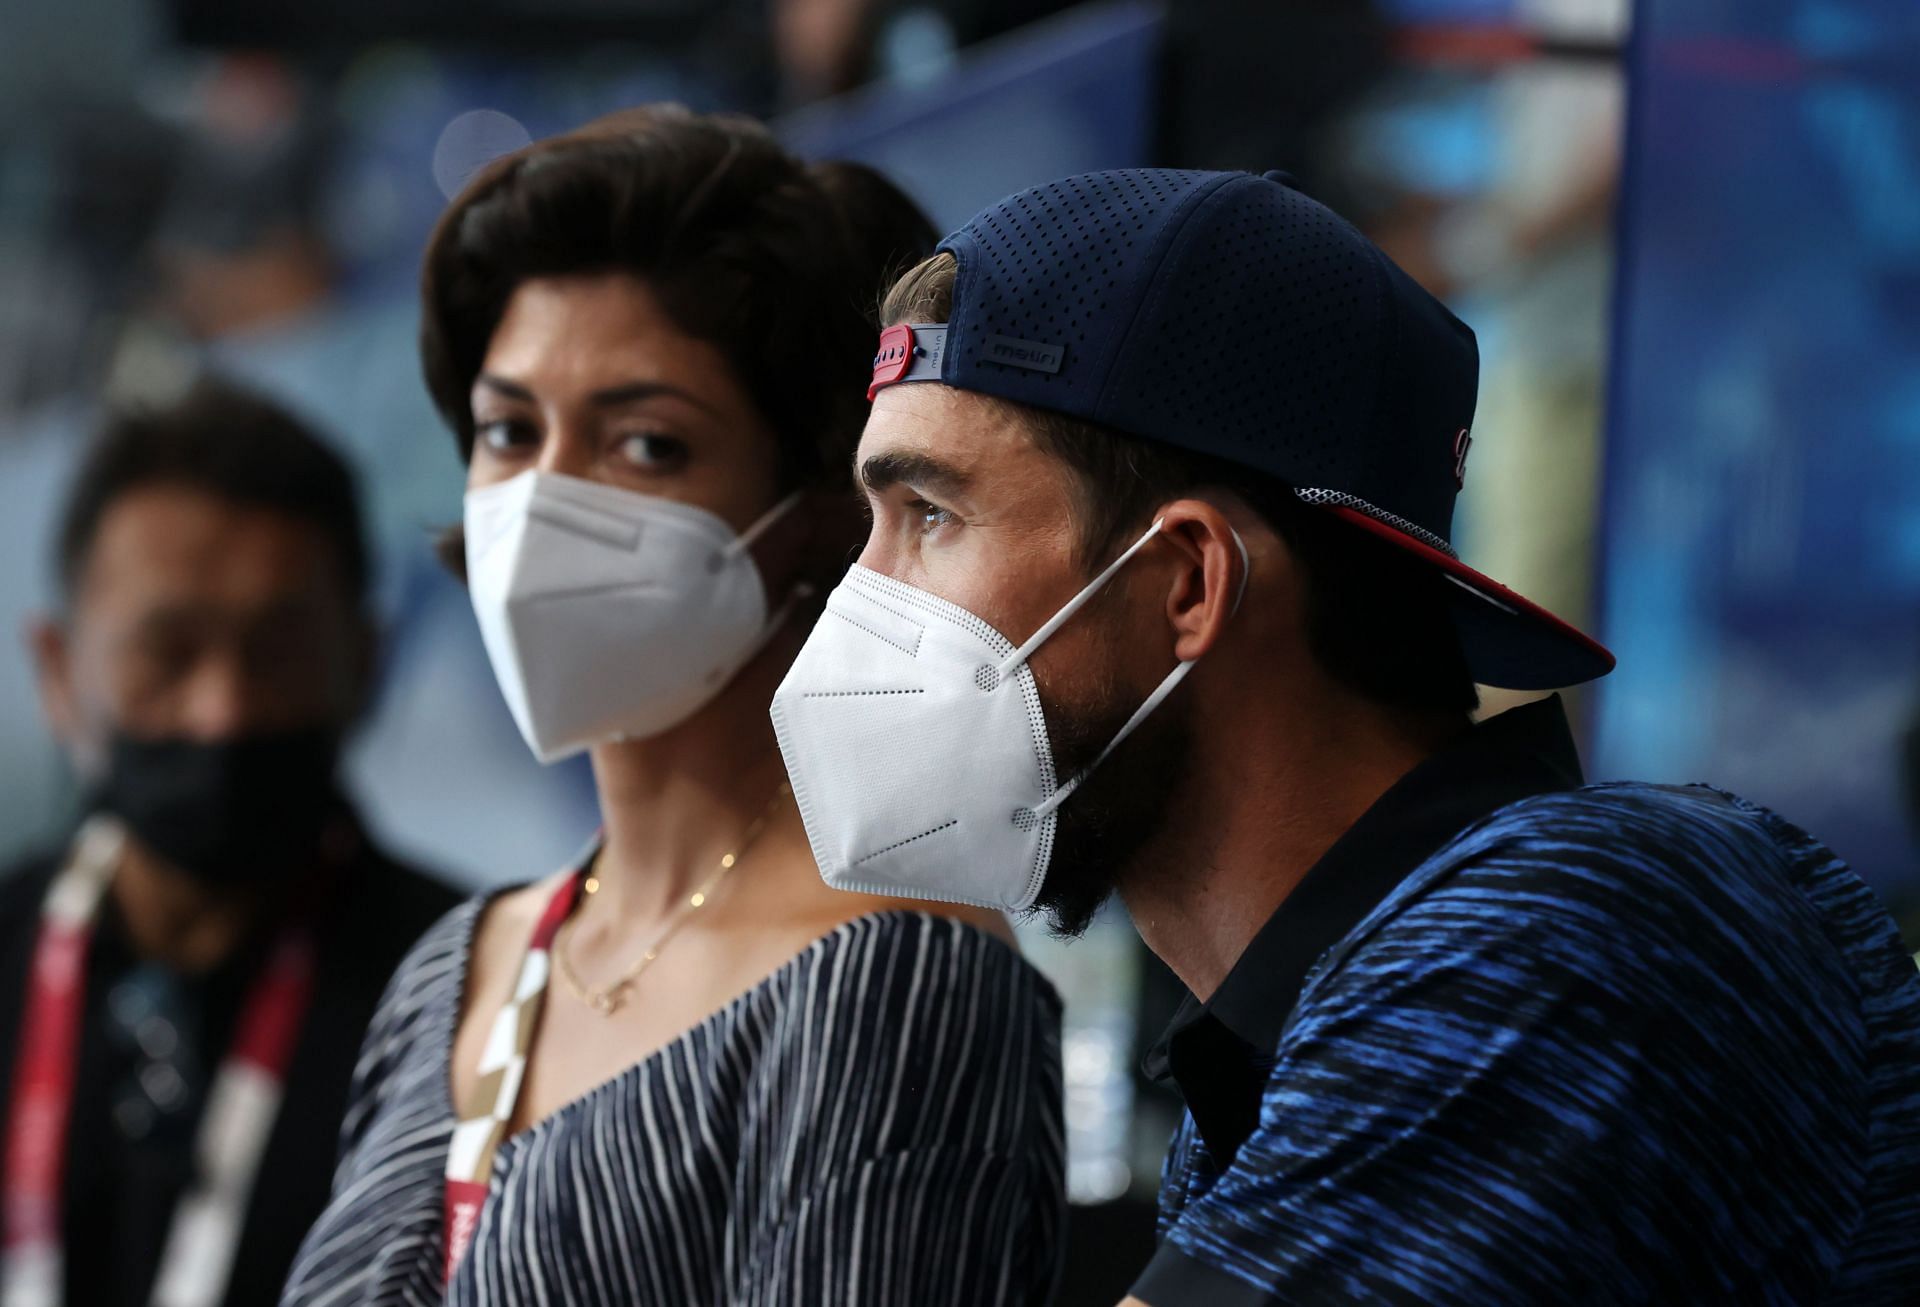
853, 533, 900, 578
175, 653, 267, 741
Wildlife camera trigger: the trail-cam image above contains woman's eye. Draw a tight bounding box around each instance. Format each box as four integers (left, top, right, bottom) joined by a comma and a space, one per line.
910, 499, 957, 534
475, 419, 537, 454
615, 434, 688, 471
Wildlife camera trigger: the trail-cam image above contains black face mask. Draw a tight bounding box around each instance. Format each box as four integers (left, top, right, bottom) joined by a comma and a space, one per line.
91, 729, 343, 887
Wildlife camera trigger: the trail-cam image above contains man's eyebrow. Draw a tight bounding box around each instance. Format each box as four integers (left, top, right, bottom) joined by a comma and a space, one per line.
857, 450, 972, 499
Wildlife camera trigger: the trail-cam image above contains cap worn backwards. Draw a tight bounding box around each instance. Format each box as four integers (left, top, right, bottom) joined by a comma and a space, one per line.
869, 167, 1613, 691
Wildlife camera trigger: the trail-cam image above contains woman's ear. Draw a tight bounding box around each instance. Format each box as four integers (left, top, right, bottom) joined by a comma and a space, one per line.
434, 523, 468, 584
1152, 498, 1248, 663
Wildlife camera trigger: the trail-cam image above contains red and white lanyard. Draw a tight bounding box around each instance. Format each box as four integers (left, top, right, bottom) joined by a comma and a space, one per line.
2, 818, 318, 1307
441, 871, 581, 1285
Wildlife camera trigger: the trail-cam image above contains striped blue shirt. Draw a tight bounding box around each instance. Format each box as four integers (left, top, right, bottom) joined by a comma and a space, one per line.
1136, 699, 1920, 1304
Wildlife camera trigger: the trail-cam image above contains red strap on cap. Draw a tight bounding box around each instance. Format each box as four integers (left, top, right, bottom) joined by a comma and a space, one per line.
868, 323, 916, 401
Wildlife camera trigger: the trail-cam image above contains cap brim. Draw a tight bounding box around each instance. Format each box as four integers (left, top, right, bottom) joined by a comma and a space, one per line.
1321, 505, 1615, 691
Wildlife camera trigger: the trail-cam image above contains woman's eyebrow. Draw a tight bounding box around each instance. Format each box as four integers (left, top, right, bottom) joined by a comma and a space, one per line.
474, 373, 535, 403
587, 381, 719, 415
473, 374, 720, 417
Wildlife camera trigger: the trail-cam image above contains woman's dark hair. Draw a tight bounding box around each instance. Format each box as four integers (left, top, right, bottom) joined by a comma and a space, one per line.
421, 105, 935, 493
883, 252, 1477, 716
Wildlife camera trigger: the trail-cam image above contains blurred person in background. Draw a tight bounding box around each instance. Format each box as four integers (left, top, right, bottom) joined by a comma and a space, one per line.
0, 379, 457, 1307
771, 168, 1920, 1302
1155, 0, 1389, 200
147, 61, 336, 353
1, 51, 605, 896
768, 0, 1083, 106
283, 106, 1066, 1305
774, 0, 887, 103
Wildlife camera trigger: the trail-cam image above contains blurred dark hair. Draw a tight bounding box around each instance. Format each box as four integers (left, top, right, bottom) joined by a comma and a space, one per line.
56, 377, 369, 607
883, 251, 1476, 716
420, 104, 935, 491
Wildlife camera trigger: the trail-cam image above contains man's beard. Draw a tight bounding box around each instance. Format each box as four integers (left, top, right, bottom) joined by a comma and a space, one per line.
1029, 670, 1193, 939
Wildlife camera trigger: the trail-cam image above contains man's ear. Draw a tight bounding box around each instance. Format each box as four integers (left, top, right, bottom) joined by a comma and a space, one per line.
1152, 498, 1252, 663
27, 613, 80, 749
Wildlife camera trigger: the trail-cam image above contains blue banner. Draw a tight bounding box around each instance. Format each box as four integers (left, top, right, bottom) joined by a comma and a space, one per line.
1596, 0, 1920, 903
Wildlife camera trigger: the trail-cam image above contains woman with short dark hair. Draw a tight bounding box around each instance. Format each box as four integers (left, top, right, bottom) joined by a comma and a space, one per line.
281, 106, 1065, 1306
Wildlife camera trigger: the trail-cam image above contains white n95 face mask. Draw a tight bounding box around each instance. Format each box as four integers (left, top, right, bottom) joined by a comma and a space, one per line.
465, 470, 801, 762
771, 519, 1244, 912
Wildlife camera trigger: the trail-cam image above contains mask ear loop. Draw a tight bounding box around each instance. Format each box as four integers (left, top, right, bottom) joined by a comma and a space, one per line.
997, 518, 1170, 680
727, 581, 818, 672
709, 491, 815, 686
1028, 527, 1250, 821
722, 491, 805, 560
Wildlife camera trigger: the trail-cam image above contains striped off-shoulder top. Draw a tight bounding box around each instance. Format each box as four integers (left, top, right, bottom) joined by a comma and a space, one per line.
281, 898, 1066, 1306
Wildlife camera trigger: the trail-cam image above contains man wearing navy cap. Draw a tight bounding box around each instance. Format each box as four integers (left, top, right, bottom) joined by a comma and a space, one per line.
770, 169, 1920, 1302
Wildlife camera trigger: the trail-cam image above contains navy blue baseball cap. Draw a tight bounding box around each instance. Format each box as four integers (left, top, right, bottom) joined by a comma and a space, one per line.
868, 168, 1613, 690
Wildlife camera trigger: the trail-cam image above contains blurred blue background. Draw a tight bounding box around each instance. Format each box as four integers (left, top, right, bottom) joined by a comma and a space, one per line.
1595, 0, 1920, 907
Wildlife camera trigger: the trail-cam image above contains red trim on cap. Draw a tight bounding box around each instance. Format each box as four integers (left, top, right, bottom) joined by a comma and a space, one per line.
867, 323, 915, 401
1321, 504, 1616, 672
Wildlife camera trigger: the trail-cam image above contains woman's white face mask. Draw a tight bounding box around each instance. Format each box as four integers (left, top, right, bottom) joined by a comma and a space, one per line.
464, 470, 801, 762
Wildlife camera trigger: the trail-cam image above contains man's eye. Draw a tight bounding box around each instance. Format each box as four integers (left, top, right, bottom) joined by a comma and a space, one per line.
475, 419, 537, 453
615, 434, 688, 471
133, 633, 200, 681
910, 499, 957, 534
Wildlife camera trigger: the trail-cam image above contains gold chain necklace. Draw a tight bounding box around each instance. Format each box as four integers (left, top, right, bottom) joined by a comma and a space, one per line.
554, 782, 791, 1017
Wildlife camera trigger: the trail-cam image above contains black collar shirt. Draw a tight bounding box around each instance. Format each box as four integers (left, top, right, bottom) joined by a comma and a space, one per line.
1142, 696, 1584, 1171
0, 814, 458, 1307
1129, 696, 1920, 1305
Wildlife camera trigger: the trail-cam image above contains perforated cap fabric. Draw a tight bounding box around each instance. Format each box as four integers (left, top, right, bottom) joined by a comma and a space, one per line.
874, 167, 1613, 690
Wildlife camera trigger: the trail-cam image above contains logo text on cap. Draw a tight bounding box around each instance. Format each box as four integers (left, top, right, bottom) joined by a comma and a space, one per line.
982, 334, 1064, 375
1453, 428, 1473, 489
